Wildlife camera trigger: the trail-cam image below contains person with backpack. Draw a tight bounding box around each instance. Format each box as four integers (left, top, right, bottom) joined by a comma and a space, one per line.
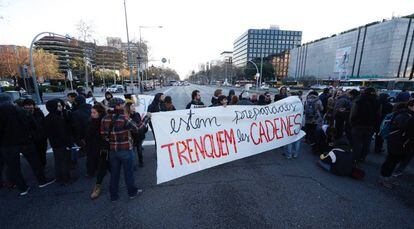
304, 91, 324, 144
333, 91, 351, 138
379, 100, 414, 188
349, 87, 380, 162
374, 93, 393, 154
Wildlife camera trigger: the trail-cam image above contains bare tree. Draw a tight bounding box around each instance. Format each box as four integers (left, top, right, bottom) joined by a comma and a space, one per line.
76, 19, 95, 42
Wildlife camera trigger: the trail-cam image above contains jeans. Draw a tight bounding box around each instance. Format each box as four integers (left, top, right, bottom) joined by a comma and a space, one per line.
0, 146, 28, 191
351, 127, 374, 161
53, 147, 71, 183
286, 140, 301, 157
109, 150, 137, 200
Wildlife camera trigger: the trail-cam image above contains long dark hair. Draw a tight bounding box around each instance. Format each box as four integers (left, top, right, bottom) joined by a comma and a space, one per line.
92, 103, 106, 117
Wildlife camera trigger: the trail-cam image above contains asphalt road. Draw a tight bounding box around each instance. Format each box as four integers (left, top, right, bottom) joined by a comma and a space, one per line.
1, 85, 414, 229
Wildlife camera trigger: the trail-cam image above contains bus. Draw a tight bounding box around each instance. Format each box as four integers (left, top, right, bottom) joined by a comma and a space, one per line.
338, 78, 414, 91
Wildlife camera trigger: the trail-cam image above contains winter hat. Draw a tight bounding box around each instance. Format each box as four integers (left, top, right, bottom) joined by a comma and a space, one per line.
109, 97, 125, 108
74, 95, 86, 105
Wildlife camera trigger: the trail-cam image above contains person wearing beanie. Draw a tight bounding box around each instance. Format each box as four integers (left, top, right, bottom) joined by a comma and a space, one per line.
102, 92, 113, 108
100, 97, 151, 201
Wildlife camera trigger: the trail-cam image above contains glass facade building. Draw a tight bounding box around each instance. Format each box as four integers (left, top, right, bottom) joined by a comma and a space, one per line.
288, 16, 414, 79
233, 28, 302, 67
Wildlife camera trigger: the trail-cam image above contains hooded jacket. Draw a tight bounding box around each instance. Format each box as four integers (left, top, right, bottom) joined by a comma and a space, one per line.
349, 93, 380, 128
0, 102, 34, 147
44, 99, 72, 149
70, 96, 92, 143
148, 93, 166, 113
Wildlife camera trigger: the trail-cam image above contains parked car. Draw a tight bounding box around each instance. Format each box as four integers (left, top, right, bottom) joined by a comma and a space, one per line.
106, 84, 124, 93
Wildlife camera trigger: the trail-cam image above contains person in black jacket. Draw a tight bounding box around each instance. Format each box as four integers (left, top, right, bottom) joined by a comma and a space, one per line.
0, 93, 31, 195
147, 93, 166, 113
71, 95, 92, 147
374, 93, 394, 154
125, 102, 148, 168
88, 104, 109, 199
23, 99, 48, 168
85, 103, 107, 177
44, 99, 73, 186
379, 100, 414, 188
319, 88, 330, 115
349, 87, 380, 162
186, 90, 204, 109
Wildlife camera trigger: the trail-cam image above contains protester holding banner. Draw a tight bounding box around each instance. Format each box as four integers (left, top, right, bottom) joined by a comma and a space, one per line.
125, 102, 148, 168
186, 90, 204, 109
164, 96, 176, 111
148, 93, 166, 113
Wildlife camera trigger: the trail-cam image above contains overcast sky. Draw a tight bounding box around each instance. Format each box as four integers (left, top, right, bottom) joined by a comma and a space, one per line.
0, 0, 413, 79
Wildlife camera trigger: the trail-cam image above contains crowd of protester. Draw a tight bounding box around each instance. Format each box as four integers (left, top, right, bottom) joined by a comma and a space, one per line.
0, 85, 413, 202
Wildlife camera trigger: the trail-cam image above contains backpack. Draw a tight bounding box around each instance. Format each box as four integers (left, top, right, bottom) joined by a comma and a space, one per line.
379, 112, 395, 139
305, 99, 318, 121
384, 111, 413, 142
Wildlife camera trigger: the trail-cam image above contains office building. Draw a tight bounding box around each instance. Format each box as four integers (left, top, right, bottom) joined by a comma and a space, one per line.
233, 26, 302, 67
288, 14, 414, 79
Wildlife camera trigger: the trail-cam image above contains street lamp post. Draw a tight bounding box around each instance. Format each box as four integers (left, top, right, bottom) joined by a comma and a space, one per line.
123, 0, 134, 93
247, 60, 260, 91
30, 32, 71, 104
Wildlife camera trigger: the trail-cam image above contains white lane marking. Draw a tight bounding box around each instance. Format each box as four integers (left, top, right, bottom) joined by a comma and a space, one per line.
162, 87, 174, 94
46, 140, 155, 154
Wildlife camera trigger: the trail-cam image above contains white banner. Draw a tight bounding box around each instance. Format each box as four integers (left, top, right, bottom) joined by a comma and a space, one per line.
152, 96, 305, 184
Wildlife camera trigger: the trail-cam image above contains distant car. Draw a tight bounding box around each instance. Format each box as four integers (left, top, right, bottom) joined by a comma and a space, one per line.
260, 84, 270, 90
184, 81, 190, 86
0, 81, 11, 87
277, 86, 290, 92
235, 83, 241, 88
106, 85, 124, 93
222, 82, 231, 87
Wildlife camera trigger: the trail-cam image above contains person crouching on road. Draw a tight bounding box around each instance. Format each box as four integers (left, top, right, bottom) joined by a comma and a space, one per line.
100, 98, 151, 202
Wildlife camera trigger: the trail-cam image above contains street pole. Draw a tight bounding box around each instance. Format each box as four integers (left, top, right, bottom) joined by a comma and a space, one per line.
247, 60, 260, 91
30, 32, 69, 104
84, 58, 89, 91
123, 0, 134, 92
259, 46, 263, 88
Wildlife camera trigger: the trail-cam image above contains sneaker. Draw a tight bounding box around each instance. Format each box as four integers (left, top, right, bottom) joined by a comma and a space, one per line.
39, 179, 56, 188
129, 189, 143, 199
20, 187, 31, 196
378, 178, 394, 189
292, 154, 298, 159
90, 184, 101, 200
